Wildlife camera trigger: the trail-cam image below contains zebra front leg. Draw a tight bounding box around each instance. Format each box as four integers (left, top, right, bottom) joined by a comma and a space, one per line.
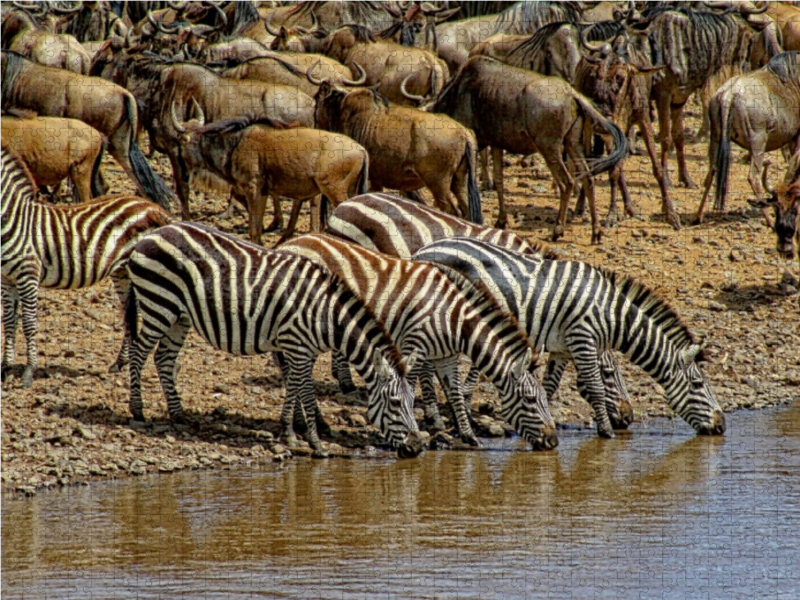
1, 282, 20, 381
543, 355, 569, 401
569, 341, 615, 438
153, 316, 191, 424
17, 273, 41, 388
276, 352, 301, 446
332, 350, 357, 395
412, 360, 446, 432
433, 355, 481, 447
461, 365, 481, 403
109, 273, 131, 373
283, 353, 329, 458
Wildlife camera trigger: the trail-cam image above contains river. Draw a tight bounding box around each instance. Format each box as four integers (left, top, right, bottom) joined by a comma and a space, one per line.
3, 405, 799, 599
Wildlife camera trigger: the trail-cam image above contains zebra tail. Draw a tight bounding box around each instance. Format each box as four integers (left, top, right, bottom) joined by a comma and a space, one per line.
465, 138, 483, 224
89, 139, 106, 198
124, 95, 176, 212
124, 286, 138, 344
713, 96, 734, 212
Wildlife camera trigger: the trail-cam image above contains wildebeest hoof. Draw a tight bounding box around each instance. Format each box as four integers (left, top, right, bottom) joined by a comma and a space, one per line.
666, 211, 682, 231
494, 217, 507, 230
551, 226, 565, 242
264, 219, 283, 233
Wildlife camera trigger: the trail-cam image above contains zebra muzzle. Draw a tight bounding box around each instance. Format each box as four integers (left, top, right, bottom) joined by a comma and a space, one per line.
397, 431, 424, 459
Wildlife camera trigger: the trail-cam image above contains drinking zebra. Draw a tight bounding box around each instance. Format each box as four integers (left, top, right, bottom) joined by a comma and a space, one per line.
124, 222, 423, 458
277, 233, 557, 449
326, 193, 634, 432
1, 147, 172, 387
413, 238, 726, 436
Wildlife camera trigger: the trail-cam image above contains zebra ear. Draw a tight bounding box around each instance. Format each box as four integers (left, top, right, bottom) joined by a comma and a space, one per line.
679, 344, 703, 366
404, 350, 422, 373
511, 348, 533, 379
374, 353, 394, 381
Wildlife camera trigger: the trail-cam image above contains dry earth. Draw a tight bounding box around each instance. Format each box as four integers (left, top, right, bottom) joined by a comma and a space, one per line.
2, 102, 798, 496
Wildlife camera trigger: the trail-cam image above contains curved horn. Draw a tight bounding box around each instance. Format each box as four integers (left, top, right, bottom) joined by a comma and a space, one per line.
166, 1, 189, 12
341, 61, 367, 86
741, 1, 769, 15
148, 10, 173, 34
170, 100, 186, 133
264, 10, 281, 37
400, 73, 427, 103
306, 59, 324, 85
49, 1, 83, 15
420, 2, 447, 14
205, 0, 227, 30
190, 24, 215, 38
13, 1, 47, 16
307, 10, 320, 34
191, 97, 204, 126
580, 26, 610, 54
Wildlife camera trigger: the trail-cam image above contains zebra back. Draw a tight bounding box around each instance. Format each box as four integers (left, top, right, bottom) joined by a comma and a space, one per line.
1, 147, 172, 288
327, 192, 555, 259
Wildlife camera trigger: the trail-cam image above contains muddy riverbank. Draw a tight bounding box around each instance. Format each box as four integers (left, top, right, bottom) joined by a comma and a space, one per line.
2, 104, 799, 496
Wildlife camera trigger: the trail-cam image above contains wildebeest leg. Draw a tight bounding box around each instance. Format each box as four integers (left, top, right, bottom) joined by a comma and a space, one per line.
243, 183, 266, 244
309, 195, 322, 234
451, 158, 472, 220
656, 94, 675, 190
222, 192, 243, 219
546, 152, 574, 242
264, 195, 284, 233
606, 166, 621, 227
641, 116, 678, 228
744, 133, 768, 208
276, 199, 304, 246
492, 146, 507, 229
696, 167, 717, 225
427, 177, 460, 217
480, 147, 493, 191
70, 162, 94, 204
672, 105, 697, 190
167, 152, 192, 220
618, 168, 636, 219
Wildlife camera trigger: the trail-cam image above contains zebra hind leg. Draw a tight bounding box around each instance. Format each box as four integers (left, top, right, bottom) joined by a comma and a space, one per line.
128, 330, 164, 423
1, 283, 20, 381
461, 365, 481, 404
571, 345, 615, 438
17, 276, 41, 388
153, 316, 191, 424
109, 273, 131, 373
283, 353, 329, 458
434, 356, 481, 447
412, 360, 446, 432
332, 350, 358, 396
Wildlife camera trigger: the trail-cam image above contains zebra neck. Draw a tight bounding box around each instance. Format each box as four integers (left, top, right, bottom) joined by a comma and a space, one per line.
330, 294, 386, 388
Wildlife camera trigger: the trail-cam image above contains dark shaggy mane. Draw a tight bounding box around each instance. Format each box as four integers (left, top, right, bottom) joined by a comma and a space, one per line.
237, 55, 307, 78
197, 114, 298, 136
766, 51, 799, 84
506, 21, 573, 63
336, 23, 377, 43
597, 266, 700, 352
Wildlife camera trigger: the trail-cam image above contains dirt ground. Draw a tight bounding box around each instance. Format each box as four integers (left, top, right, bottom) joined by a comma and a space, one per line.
2, 101, 799, 496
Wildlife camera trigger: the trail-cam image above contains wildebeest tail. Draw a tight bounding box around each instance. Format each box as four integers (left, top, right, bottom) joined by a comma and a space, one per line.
320, 195, 330, 230
124, 286, 138, 344
89, 140, 106, 198
713, 95, 734, 212
357, 152, 369, 195
124, 94, 176, 212
572, 93, 627, 176
465, 138, 483, 224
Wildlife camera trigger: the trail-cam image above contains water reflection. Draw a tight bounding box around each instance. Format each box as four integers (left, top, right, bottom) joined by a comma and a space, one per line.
4, 408, 799, 599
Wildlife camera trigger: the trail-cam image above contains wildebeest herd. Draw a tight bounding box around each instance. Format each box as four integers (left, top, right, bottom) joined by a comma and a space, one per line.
2, 1, 799, 459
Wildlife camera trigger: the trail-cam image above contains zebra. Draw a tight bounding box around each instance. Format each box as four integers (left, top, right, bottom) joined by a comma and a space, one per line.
326, 192, 634, 432
412, 237, 726, 437
1, 147, 172, 387
276, 233, 558, 450
124, 221, 423, 458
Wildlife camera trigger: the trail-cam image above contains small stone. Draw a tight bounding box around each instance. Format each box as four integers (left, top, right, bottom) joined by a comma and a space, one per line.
74, 424, 96, 441
250, 386, 264, 395
213, 383, 230, 394
708, 301, 726, 312
347, 413, 367, 428
88, 464, 104, 476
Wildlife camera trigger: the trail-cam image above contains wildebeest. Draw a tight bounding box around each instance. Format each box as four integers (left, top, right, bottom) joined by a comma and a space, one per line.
435, 1, 583, 71
219, 54, 366, 98
1, 113, 106, 203
696, 52, 800, 222
639, 4, 767, 218
763, 152, 800, 267
314, 80, 482, 224
2, 5, 92, 74
93, 51, 315, 220
1, 51, 175, 210
170, 101, 369, 244
272, 24, 450, 106
57, 0, 128, 42
421, 56, 626, 243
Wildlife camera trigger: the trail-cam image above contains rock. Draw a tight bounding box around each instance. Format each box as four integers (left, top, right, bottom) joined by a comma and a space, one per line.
74, 424, 96, 441
89, 464, 104, 476
708, 301, 726, 312
213, 383, 231, 394
346, 413, 367, 428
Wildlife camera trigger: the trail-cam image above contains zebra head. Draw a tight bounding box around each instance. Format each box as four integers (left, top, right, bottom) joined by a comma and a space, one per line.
599, 351, 634, 430
502, 349, 559, 450
366, 351, 424, 458
671, 344, 726, 436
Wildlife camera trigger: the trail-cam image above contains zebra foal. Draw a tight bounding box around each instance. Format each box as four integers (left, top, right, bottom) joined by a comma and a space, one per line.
1, 148, 172, 387
326, 193, 634, 432
413, 238, 726, 437
125, 222, 423, 458
277, 233, 557, 450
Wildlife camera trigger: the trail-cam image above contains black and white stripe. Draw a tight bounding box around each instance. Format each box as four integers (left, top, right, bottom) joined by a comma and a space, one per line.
277, 233, 557, 450
1, 147, 172, 387
124, 222, 422, 458
412, 238, 726, 437
327, 193, 634, 430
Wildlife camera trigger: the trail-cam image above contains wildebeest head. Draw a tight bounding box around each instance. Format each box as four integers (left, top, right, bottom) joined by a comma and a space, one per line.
313, 79, 388, 132
266, 10, 326, 52
763, 156, 800, 260
379, 2, 460, 51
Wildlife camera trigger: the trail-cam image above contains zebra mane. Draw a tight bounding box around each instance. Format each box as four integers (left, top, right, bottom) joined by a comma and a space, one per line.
598, 267, 703, 357
524, 242, 561, 261
425, 261, 539, 365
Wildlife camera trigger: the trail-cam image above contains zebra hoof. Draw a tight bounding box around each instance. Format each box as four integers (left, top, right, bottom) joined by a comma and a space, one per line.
461, 433, 482, 448
597, 426, 616, 439
108, 360, 127, 374
129, 417, 148, 430
21, 368, 33, 388
311, 448, 329, 459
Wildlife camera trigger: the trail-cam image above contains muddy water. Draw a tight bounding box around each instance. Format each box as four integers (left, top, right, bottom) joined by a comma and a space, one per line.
4, 406, 800, 599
